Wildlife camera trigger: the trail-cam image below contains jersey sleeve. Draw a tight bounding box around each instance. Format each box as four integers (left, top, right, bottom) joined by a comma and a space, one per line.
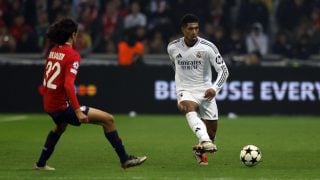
64, 53, 81, 110
167, 44, 177, 71
209, 48, 229, 94
167, 45, 174, 62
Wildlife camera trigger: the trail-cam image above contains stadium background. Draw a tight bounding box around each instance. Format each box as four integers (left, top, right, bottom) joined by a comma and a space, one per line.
0, 0, 319, 115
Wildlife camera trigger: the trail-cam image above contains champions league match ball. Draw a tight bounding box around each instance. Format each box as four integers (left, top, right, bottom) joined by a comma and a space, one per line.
240, 145, 262, 167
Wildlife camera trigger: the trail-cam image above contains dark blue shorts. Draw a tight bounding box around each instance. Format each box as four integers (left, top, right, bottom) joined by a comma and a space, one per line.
48, 106, 89, 126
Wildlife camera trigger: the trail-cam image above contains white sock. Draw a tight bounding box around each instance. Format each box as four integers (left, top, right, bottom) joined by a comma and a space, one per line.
185, 112, 211, 143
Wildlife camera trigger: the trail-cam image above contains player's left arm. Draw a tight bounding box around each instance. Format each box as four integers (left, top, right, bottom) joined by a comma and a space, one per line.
209, 49, 229, 95
64, 57, 88, 123
64, 59, 81, 111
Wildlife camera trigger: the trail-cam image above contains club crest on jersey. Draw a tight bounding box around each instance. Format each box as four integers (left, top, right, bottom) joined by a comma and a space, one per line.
196, 52, 202, 59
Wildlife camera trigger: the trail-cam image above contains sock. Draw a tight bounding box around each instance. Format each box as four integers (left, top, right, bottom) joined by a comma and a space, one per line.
186, 112, 211, 143
105, 131, 129, 164
37, 131, 61, 167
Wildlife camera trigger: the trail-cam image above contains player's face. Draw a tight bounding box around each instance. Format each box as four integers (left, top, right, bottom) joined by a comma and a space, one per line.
182, 22, 199, 45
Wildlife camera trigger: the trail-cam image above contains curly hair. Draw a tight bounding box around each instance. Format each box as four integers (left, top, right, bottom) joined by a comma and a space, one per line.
47, 18, 78, 44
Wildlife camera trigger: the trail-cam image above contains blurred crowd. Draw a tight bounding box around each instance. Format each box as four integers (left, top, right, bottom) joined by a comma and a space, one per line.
0, 0, 319, 65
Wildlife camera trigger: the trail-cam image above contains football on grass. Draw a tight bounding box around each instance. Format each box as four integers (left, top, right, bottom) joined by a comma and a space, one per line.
240, 145, 262, 167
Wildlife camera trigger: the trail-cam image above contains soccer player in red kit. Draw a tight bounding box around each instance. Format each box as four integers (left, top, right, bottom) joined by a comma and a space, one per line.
34, 18, 146, 170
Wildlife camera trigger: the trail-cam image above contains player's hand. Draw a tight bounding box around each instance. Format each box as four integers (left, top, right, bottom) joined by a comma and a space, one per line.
75, 109, 88, 123
204, 88, 216, 101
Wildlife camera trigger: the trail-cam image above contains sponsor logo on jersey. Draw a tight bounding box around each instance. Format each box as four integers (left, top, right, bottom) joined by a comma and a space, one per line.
177, 60, 201, 70
176, 53, 182, 59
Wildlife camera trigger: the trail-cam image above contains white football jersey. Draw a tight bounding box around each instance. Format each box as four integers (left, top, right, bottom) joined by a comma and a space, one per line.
167, 37, 229, 93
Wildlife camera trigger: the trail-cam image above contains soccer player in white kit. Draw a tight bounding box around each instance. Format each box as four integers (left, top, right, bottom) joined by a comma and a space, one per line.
167, 14, 229, 165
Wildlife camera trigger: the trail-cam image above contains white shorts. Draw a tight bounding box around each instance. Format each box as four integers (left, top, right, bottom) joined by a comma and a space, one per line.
177, 89, 218, 120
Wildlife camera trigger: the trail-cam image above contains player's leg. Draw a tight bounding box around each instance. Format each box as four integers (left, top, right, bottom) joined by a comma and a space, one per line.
178, 99, 209, 165
86, 107, 146, 169
192, 99, 219, 165
177, 90, 213, 146
179, 100, 211, 143
203, 120, 218, 142
178, 90, 216, 154
195, 119, 218, 154
34, 123, 68, 170
196, 100, 219, 152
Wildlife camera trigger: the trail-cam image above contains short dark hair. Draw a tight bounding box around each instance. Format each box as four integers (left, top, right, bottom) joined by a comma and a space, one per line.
47, 18, 78, 44
180, 14, 199, 27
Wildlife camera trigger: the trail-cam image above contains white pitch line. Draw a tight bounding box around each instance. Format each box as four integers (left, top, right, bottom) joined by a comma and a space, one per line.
0, 115, 28, 122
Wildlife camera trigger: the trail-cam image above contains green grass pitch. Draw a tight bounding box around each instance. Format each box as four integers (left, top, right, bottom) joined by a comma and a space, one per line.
0, 114, 320, 179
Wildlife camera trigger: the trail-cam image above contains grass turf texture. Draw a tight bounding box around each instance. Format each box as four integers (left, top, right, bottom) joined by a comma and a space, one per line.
0, 114, 319, 180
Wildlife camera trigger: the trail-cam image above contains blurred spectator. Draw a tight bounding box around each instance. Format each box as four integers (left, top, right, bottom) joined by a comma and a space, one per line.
147, 0, 169, 29
2, 0, 23, 27
145, 31, 166, 54
124, 1, 147, 29
0, 25, 16, 52
10, 14, 38, 52
72, 0, 99, 20
75, 0, 100, 55
246, 23, 268, 55
276, 0, 309, 32
35, 10, 49, 51
23, 0, 42, 27
236, 0, 269, 31
291, 34, 314, 60
74, 24, 92, 57
244, 22, 268, 65
208, 0, 236, 33
228, 29, 246, 55
0, 0, 8, 39
47, 0, 64, 23
0, 0, 8, 18
146, 0, 173, 44
202, 22, 214, 41
76, 0, 98, 30
105, 39, 116, 54
295, 18, 315, 37
0, 0, 318, 60
292, 16, 320, 58
170, 0, 211, 32
117, 28, 144, 66
95, 0, 124, 53
46, 0, 72, 23
135, 25, 146, 42
273, 31, 293, 59
212, 26, 229, 54
310, 7, 320, 54
209, 1, 224, 28
113, 0, 129, 17
311, 7, 320, 30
